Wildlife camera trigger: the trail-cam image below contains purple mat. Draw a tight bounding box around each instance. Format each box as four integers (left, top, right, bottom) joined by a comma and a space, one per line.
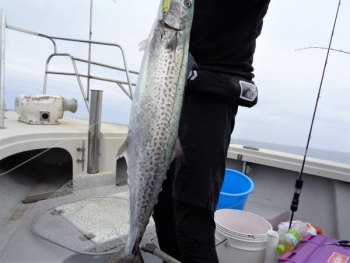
278, 235, 350, 263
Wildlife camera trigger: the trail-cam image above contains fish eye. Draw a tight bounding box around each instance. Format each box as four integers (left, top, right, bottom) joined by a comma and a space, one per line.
184, 0, 191, 8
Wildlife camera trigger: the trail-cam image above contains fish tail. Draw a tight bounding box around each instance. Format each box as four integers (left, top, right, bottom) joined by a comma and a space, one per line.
105, 248, 144, 263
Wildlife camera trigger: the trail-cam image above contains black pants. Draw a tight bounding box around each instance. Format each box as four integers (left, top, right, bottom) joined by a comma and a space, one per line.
153, 88, 238, 263
153, 171, 218, 263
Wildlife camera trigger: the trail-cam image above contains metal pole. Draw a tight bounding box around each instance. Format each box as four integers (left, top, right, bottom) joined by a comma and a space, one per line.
0, 10, 6, 129
87, 0, 93, 101
141, 243, 181, 263
88, 89, 103, 174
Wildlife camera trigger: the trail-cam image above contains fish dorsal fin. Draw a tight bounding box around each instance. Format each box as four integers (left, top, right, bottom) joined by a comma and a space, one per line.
115, 137, 129, 165
171, 138, 183, 162
167, 32, 178, 51
138, 38, 148, 51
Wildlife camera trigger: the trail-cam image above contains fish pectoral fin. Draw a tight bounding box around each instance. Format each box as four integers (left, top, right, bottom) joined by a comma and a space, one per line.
167, 32, 178, 51
171, 138, 184, 162
138, 38, 148, 51
115, 137, 129, 163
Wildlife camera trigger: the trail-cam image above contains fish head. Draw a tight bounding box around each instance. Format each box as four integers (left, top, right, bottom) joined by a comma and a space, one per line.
158, 0, 195, 31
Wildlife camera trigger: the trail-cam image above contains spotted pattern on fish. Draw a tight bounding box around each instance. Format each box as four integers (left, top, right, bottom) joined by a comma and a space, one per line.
127, 27, 187, 233
113, 0, 195, 261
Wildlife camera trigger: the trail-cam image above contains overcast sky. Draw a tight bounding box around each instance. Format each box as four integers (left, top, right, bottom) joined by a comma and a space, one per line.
0, 0, 349, 153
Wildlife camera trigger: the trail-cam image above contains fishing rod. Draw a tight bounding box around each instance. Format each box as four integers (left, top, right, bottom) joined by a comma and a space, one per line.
296, 47, 350, 55
288, 0, 342, 229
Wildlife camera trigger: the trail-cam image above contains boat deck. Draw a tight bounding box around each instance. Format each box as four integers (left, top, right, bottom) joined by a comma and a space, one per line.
0, 111, 349, 263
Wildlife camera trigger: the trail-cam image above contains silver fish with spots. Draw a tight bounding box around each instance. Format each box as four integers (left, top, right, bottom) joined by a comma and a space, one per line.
108, 0, 195, 262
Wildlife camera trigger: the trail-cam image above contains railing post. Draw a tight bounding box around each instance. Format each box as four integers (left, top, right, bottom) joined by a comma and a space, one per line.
87, 0, 93, 101
88, 89, 103, 174
0, 10, 6, 129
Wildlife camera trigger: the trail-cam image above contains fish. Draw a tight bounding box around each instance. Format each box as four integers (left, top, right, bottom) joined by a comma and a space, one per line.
107, 0, 195, 262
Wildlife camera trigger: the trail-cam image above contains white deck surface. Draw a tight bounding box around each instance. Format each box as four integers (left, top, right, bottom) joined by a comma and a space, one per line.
0, 111, 129, 177
1, 110, 128, 154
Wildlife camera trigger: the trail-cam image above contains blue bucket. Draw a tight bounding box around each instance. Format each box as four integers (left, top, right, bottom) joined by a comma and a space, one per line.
216, 169, 254, 210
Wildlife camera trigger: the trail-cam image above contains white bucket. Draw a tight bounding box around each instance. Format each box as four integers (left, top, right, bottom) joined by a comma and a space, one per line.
215, 209, 272, 263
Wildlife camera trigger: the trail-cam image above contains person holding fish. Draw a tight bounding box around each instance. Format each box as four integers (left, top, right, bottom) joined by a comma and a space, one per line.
109, 0, 270, 262
152, 0, 271, 262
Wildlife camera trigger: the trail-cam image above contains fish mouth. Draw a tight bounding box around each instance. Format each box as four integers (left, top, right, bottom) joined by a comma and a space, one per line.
162, 21, 182, 31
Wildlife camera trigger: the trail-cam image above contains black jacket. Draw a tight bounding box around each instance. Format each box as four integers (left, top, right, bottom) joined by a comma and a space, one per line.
189, 0, 271, 80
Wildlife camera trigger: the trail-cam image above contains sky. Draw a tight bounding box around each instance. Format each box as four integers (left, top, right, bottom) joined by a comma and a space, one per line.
0, 0, 349, 153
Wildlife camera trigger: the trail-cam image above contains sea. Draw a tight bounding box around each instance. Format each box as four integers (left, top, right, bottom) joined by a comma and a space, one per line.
230, 139, 350, 165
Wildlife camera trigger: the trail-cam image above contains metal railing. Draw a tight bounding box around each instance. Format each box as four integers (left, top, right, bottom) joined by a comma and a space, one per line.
43, 53, 137, 112
0, 12, 138, 126
7, 24, 137, 112
0, 9, 138, 174
0, 11, 6, 129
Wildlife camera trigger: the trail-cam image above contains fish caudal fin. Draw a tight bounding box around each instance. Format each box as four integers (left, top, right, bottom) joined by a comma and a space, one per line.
105, 248, 144, 263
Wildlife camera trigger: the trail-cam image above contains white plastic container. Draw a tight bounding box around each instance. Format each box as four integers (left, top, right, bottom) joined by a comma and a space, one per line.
277, 223, 288, 239
215, 209, 272, 263
264, 230, 279, 263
